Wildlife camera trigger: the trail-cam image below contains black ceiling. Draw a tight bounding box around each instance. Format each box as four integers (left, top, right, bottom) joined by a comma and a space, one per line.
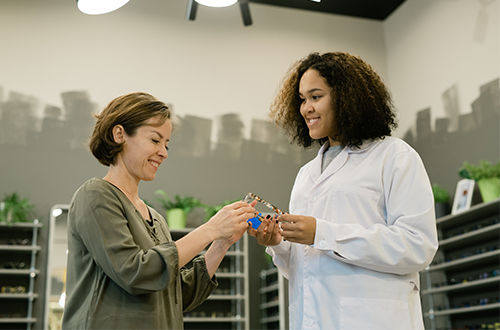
247, 0, 406, 21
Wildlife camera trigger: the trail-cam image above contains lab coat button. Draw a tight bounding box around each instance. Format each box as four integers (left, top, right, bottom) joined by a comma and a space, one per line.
307, 276, 314, 283
310, 197, 317, 203
319, 241, 326, 248
306, 319, 314, 327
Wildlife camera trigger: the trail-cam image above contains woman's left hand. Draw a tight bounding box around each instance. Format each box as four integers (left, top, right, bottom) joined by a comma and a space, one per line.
279, 213, 316, 245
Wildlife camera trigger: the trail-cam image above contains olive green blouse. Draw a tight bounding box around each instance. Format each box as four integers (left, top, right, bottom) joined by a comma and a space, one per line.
62, 177, 217, 329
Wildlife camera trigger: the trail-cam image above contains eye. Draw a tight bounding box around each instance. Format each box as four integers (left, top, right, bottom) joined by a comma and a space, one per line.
312, 95, 321, 100
152, 139, 160, 144
165, 145, 169, 151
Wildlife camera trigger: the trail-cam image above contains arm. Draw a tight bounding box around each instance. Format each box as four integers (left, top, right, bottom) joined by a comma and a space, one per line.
316, 149, 438, 274
274, 148, 439, 275
175, 201, 256, 271
71, 185, 179, 295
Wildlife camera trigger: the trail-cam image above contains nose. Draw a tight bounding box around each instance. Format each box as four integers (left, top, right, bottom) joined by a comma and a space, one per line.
301, 99, 313, 115
158, 145, 168, 159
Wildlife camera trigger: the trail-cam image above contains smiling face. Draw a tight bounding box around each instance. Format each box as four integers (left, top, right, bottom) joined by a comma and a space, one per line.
299, 69, 339, 146
116, 116, 172, 183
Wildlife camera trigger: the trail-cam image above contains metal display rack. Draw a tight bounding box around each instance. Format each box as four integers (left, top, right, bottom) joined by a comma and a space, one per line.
259, 265, 288, 330
0, 220, 42, 330
171, 228, 250, 330
420, 198, 500, 330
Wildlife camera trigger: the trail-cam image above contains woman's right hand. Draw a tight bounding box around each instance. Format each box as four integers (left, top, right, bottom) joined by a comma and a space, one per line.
206, 201, 256, 241
247, 214, 282, 246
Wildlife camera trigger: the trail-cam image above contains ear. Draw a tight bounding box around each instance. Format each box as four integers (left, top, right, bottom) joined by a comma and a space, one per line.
112, 125, 126, 144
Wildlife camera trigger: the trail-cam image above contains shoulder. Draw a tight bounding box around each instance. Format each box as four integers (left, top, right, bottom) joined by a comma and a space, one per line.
370, 137, 418, 157
71, 177, 122, 206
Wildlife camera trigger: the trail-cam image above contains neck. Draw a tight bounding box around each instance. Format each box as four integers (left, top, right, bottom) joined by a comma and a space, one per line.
328, 137, 341, 147
103, 166, 140, 202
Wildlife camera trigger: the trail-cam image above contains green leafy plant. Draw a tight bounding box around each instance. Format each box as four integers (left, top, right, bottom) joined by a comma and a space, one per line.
459, 160, 500, 181
154, 190, 203, 214
203, 199, 239, 221
0, 192, 34, 225
432, 184, 450, 203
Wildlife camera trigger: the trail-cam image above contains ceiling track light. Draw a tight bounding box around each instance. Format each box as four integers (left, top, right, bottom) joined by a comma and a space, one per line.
186, 0, 252, 26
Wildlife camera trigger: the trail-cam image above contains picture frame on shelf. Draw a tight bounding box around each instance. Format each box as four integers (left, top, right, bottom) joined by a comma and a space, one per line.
451, 179, 475, 215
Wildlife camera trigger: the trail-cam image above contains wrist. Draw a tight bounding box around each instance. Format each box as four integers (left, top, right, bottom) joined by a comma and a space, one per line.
211, 239, 232, 252
199, 222, 217, 242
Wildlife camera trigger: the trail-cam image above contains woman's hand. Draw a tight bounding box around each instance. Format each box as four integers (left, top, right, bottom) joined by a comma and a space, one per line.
279, 213, 316, 245
206, 201, 256, 242
247, 214, 282, 246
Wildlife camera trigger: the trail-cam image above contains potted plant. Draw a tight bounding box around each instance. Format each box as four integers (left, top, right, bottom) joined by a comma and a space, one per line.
203, 198, 240, 222
459, 160, 500, 203
432, 183, 450, 218
0, 192, 34, 226
155, 190, 203, 229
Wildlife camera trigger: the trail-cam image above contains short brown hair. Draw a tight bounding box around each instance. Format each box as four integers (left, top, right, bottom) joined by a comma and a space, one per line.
270, 52, 397, 148
89, 92, 171, 166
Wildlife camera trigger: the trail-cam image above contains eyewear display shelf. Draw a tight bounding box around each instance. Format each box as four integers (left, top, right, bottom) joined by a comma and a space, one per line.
420, 198, 500, 330
259, 265, 288, 330
170, 228, 250, 330
0, 220, 42, 330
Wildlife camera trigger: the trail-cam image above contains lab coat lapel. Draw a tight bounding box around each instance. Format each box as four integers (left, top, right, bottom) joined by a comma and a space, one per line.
312, 146, 348, 187
311, 140, 375, 188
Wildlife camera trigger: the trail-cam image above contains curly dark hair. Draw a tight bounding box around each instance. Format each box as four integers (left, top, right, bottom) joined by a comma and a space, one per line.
89, 92, 171, 166
270, 52, 397, 148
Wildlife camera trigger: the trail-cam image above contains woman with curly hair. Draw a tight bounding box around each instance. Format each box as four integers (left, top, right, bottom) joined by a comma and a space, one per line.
248, 52, 438, 329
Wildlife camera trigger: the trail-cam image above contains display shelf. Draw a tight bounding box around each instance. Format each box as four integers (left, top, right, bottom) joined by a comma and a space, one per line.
0, 269, 40, 276
425, 302, 500, 317
170, 228, 250, 330
420, 198, 500, 330
427, 249, 499, 271
259, 266, 288, 330
422, 276, 500, 295
0, 220, 41, 330
0, 318, 37, 324
0, 245, 41, 252
0, 293, 39, 299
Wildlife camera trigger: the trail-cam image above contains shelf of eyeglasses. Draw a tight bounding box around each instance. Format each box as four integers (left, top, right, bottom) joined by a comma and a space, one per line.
260, 297, 280, 310
0, 244, 41, 252
0, 316, 37, 323
214, 272, 245, 278
183, 313, 246, 323
206, 293, 246, 300
427, 249, 500, 271
0, 268, 40, 276
431, 323, 500, 330
0, 221, 42, 229
424, 301, 500, 317
422, 276, 500, 295
0, 292, 39, 299
439, 223, 500, 249
260, 314, 281, 324
436, 198, 500, 227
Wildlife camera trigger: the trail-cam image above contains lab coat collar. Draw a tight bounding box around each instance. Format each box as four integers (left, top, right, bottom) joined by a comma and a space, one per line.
310, 139, 378, 185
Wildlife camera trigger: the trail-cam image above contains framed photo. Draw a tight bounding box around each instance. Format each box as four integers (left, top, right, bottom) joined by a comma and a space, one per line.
451, 179, 475, 215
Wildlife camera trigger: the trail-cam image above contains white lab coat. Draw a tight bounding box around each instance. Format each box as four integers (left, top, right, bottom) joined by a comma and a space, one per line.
267, 137, 438, 330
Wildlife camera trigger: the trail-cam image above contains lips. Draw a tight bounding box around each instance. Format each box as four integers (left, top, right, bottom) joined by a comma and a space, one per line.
148, 160, 160, 169
306, 117, 320, 126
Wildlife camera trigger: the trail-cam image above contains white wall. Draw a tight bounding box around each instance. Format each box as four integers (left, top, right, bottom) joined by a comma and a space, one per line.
0, 0, 387, 141
385, 0, 499, 138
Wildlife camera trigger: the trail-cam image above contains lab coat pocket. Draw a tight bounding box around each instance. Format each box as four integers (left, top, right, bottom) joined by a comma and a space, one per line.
332, 184, 382, 227
339, 297, 411, 330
